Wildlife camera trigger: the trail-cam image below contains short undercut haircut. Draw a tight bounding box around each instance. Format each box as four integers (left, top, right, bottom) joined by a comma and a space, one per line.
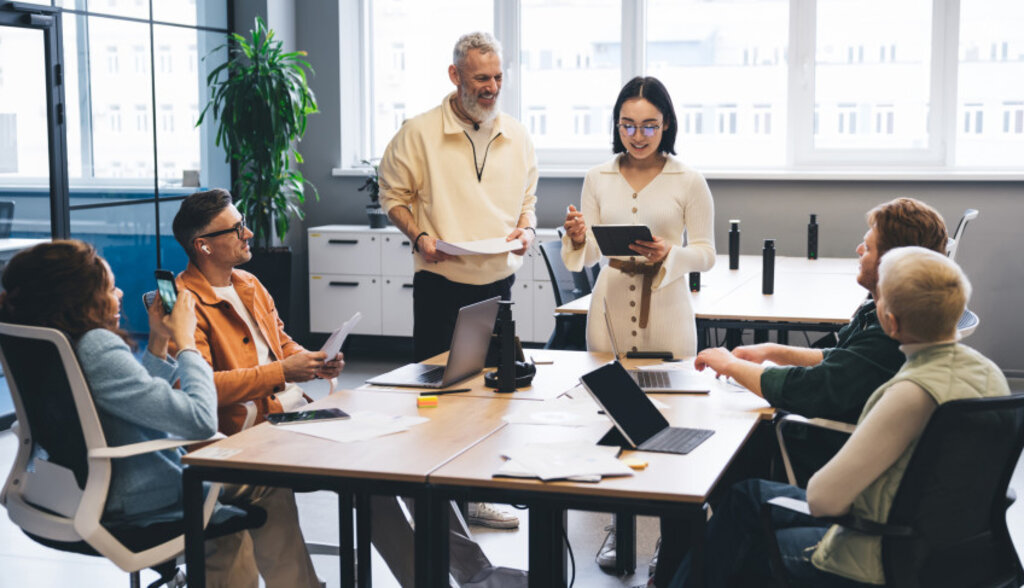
867, 197, 948, 258
878, 246, 970, 342
452, 32, 502, 68
173, 188, 234, 262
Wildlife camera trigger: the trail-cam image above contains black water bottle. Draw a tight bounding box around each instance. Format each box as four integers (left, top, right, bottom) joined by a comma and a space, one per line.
729, 219, 741, 270
762, 239, 775, 295
689, 271, 701, 292
494, 301, 517, 392
808, 214, 819, 260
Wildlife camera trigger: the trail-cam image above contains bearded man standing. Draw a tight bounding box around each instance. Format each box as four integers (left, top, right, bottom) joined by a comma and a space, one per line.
378, 31, 539, 364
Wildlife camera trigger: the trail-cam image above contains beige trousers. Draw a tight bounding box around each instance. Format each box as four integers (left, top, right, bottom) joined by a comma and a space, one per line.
203, 485, 320, 588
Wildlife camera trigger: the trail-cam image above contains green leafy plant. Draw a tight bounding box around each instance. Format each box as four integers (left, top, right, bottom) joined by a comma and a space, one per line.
198, 16, 318, 250
358, 159, 380, 204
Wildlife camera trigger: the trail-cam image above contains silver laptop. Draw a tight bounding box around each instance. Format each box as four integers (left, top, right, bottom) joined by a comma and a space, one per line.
603, 299, 711, 394
366, 297, 500, 388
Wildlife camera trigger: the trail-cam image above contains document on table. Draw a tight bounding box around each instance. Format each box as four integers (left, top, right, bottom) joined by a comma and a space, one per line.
320, 311, 362, 358
496, 441, 633, 482
502, 395, 611, 427
435, 237, 522, 256
278, 411, 427, 443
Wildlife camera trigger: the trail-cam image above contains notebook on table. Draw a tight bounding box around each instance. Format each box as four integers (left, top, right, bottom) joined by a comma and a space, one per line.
366, 296, 500, 389
603, 299, 711, 394
579, 360, 714, 455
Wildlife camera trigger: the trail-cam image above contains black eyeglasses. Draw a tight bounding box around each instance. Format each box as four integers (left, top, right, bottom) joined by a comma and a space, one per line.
197, 219, 247, 240
617, 123, 661, 137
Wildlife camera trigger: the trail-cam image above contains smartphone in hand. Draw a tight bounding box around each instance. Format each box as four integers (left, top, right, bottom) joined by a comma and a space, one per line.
154, 269, 177, 313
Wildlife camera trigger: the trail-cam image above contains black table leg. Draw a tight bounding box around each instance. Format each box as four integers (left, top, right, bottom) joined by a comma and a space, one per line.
528, 504, 566, 587
338, 491, 355, 588
777, 329, 789, 344
356, 492, 372, 588
415, 490, 448, 587
753, 328, 769, 343
182, 468, 206, 588
615, 512, 637, 575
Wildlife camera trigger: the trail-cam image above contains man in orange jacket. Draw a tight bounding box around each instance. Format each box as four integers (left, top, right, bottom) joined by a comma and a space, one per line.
172, 188, 343, 586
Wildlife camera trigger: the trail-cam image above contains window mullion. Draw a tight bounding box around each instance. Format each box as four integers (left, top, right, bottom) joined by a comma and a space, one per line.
621, 0, 645, 83
495, 0, 521, 120
932, 0, 960, 166
789, 0, 816, 166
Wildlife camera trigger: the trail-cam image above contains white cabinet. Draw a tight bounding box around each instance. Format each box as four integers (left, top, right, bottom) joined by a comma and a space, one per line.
308, 225, 560, 344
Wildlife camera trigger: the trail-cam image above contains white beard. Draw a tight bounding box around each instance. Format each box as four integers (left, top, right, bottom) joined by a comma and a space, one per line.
460, 87, 499, 124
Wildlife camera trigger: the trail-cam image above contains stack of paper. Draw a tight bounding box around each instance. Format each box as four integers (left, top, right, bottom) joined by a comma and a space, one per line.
502, 395, 611, 427
495, 441, 633, 482
277, 411, 427, 443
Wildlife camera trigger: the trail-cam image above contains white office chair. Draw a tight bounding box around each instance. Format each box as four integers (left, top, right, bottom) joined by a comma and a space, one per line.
0, 322, 261, 587
946, 208, 978, 262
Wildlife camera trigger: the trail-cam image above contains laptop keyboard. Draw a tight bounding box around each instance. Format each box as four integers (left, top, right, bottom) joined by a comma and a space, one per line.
414, 365, 445, 384
640, 427, 714, 454
634, 370, 671, 389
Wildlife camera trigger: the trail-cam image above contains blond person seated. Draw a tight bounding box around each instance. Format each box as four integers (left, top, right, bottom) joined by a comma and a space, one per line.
671, 247, 1009, 587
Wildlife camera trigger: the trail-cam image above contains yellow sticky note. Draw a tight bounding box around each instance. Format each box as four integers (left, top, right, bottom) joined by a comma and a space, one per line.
622, 457, 648, 470
417, 396, 438, 408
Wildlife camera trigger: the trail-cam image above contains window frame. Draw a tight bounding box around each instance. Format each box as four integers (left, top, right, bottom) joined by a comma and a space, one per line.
337, 0, 1024, 179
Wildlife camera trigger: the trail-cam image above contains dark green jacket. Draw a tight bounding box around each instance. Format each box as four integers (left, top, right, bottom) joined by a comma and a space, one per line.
761, 299, 905, 424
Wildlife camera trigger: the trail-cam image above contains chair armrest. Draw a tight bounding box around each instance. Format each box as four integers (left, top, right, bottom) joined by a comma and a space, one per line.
765, 497, 913, 537
240, 400, 257, 430
775, 414, 856, 486
89, 433, 226, 459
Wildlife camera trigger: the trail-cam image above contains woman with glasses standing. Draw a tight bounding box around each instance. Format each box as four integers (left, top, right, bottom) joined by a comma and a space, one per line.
561, 76, 716, 578
562, 76, 715, 363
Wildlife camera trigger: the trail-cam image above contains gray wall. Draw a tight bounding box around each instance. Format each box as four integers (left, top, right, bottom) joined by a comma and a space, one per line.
260, 1, 1024, 373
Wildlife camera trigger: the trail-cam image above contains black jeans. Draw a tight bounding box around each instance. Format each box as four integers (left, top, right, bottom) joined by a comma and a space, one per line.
412, 270, 514, 362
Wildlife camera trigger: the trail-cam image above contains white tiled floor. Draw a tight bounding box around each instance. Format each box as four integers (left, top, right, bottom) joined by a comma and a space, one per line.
0, 361, 1021, 587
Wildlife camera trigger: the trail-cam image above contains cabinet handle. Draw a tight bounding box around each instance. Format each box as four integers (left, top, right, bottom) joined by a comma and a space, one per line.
328, 239, 358, 245
328, 281, 360, 287
401, 241, 410, 246
402, 283, 414, 289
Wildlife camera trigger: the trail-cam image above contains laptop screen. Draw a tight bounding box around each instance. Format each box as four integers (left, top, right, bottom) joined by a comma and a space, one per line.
441, 296, 500, 383
580, 361, 670, 447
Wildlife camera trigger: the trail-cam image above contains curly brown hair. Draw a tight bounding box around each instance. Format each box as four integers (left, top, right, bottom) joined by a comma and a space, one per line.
0, 240, 131, 344
867, 197, 948, 258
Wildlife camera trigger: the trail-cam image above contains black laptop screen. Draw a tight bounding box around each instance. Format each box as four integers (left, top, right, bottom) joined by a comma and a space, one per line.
580, 361, 671, 447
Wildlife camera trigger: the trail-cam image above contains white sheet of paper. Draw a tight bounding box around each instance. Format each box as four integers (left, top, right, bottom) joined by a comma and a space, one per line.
502, 395, 610, 427
278, 411, 428, 443
500, 441, 633, 481
319, 311, 362, 359
436, 237, 521, 256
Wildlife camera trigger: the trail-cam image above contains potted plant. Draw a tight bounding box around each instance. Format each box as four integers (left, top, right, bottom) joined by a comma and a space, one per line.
359, 159, 388, 228
198, 16, 318, 325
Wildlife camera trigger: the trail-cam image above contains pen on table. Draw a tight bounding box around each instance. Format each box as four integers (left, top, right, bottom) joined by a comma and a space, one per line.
420, 388, 471, 397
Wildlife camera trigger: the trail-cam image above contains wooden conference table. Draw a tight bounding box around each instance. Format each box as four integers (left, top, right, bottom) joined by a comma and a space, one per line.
557, 254, 863, 346
182, 351, 771, 587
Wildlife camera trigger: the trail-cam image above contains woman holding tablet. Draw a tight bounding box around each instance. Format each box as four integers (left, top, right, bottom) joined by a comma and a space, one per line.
562, 76, 715, 361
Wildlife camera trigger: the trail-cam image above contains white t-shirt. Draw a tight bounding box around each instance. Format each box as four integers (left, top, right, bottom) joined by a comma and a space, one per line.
457, 117, 496, 179
212, 284, 306, 411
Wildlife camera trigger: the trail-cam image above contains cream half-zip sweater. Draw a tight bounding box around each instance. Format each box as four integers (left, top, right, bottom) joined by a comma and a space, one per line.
378, 92, 539, 285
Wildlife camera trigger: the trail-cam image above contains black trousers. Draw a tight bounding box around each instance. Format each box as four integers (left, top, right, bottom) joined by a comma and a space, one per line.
412, 270, 514, 362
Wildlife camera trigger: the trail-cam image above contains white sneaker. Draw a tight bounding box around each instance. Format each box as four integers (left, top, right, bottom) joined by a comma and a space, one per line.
467, 502, 520, 529
596, 524, 617, 571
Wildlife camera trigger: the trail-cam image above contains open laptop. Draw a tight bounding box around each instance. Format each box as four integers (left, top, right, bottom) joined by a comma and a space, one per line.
366, 296, 500, 388
580, 361, 714, 455
603, 299, 711, 394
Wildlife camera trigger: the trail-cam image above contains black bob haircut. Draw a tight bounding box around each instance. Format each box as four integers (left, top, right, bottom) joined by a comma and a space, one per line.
611, 76, 678, 156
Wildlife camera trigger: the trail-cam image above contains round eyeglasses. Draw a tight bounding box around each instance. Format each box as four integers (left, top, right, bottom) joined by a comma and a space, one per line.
617, 123, 661, 137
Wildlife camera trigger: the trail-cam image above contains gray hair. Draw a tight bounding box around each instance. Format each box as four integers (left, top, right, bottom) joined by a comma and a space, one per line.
453, 32, 503, 68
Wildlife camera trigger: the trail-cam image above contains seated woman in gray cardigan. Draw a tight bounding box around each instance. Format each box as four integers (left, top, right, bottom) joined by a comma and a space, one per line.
0, 240, 255, 585
674, 246, 1010, 588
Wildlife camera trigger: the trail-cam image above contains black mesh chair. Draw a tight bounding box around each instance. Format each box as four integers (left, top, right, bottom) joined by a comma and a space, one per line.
764, 394, 1024, 588
537, 239, 595, 350
0, 323, 265, 588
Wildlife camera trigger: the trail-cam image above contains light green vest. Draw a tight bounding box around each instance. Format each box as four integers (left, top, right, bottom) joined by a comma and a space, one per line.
810, 342, 1010, 585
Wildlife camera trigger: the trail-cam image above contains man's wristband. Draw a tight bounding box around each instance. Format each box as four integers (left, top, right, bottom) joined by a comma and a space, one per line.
412, 231, 429, 253
522, 226, 536, 237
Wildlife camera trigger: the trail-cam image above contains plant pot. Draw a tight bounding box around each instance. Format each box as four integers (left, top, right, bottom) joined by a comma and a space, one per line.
366, 204, 388, 229
239, 246, 293, 327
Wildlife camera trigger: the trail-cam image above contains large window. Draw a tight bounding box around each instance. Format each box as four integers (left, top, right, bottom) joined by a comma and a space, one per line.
0, 0, 229, 334
344, 0, 1024, 175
